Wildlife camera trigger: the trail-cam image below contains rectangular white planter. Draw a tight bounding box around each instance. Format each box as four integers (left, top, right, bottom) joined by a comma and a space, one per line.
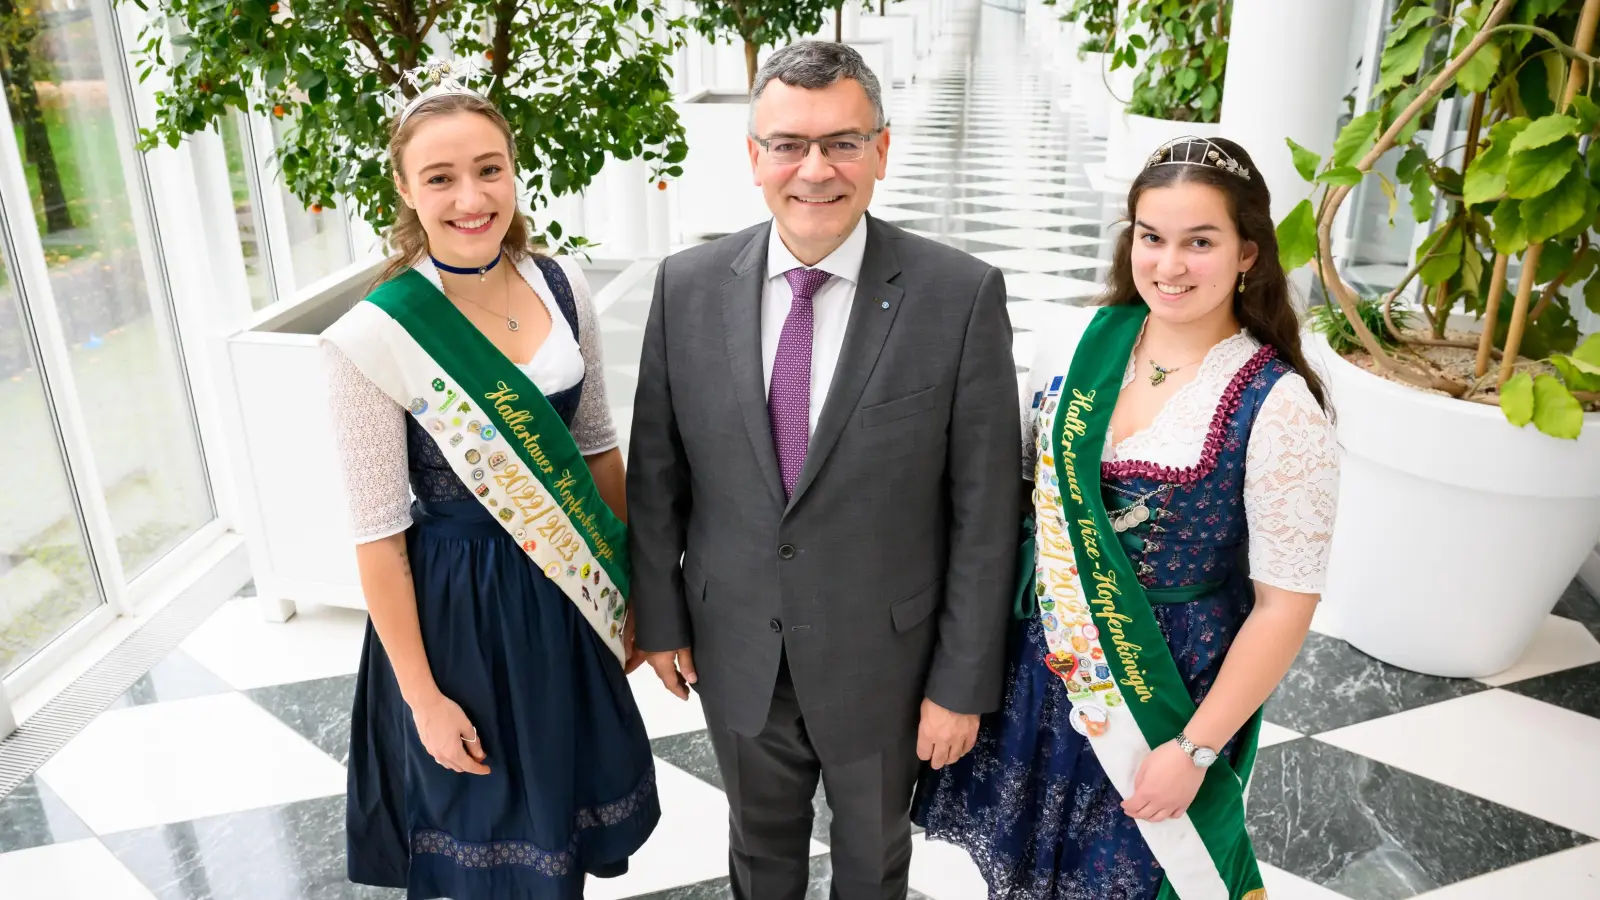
845, 38, 897, 122
1070, 51, 1114, 138
672, 91, 770, 242
222, 258, 635, 621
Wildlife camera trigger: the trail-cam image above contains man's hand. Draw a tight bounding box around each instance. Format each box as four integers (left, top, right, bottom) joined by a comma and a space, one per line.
646, 648, 697, 700
917, 698, 979, 769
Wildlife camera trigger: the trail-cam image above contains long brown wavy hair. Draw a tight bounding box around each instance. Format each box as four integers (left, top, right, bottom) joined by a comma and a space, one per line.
372, 91, 539, 288
1098, 137, 1329, 413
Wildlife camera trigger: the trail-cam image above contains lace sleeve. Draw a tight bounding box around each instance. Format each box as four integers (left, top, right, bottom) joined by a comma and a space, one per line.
323, 342, 413, 543
562, 258, 620, 456
1244, 373, 1339, 593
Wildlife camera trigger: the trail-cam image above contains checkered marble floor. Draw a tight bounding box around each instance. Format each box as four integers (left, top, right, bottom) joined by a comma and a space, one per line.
5, 4, 1600, 900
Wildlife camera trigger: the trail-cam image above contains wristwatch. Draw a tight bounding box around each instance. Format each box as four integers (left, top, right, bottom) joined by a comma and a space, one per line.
1175, 732, 1219, 769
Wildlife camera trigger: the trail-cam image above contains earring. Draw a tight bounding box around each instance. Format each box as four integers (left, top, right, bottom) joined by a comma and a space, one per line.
1237, 272, 1247, 294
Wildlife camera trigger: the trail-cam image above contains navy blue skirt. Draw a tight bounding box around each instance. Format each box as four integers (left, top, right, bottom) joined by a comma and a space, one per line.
347, 499, 659, 900
911, 581, 1250, 900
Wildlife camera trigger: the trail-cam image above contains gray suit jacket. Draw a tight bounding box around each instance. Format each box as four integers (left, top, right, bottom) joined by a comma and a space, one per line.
626, 215, 1021, 761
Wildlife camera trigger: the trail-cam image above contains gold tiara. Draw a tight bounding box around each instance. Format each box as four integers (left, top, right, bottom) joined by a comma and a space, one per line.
1144, 136, 1251, 181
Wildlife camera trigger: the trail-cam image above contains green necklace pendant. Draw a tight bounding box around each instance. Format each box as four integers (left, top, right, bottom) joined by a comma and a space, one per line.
1149, 360, 1178, 386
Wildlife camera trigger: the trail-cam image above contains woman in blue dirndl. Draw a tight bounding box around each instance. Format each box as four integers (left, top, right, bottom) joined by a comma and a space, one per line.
321, 78, 657, 899
913, 138, 1340, 899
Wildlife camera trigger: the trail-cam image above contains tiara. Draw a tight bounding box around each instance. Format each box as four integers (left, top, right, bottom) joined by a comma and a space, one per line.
389, 59, 490, 126
1144, 136, 1250, 181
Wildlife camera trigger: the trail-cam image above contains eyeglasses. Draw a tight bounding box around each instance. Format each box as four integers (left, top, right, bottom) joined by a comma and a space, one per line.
751, 130, 883, 164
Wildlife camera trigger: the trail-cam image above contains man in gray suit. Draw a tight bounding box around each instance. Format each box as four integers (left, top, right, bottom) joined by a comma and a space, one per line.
627, 41, 1020, 899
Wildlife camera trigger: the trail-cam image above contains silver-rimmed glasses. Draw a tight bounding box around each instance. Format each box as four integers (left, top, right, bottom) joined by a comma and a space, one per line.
751, 130, 884, 164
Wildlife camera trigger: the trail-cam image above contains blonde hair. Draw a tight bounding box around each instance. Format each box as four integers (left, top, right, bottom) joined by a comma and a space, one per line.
372, 91, 539, 288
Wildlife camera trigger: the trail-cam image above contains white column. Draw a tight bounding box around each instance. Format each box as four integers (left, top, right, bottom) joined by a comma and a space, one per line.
1220, 0, 1358, 228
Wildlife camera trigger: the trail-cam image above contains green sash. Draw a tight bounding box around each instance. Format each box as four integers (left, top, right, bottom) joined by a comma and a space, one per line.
1041, 304, 1265, 900
327, 267, 630, 664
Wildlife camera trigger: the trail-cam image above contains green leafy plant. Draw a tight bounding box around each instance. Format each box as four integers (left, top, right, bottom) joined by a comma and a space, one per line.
1122, 0, 1231, 123
0, 0, 72, 232
1279, 0, 1600, 438
1048, 0, 1119, 56
128, 0, 689, 253
1308, 295, 1418, 356
685, 0, 833, 90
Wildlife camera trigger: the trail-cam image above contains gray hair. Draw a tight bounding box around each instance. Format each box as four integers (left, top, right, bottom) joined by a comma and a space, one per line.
749, 41, 888, 132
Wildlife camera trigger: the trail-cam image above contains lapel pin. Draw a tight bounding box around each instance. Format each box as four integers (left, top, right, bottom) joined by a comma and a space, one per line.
880, 299, 890, 309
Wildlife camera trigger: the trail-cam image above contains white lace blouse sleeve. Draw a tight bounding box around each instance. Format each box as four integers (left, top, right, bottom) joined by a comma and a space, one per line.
323, 342, 413, 544
558, 257, 620, 456
1244, 373, 1340, 593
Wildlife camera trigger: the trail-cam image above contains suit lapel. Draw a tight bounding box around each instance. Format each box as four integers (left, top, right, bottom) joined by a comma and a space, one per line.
788, 216, 904, 511
720, 223, 786, 507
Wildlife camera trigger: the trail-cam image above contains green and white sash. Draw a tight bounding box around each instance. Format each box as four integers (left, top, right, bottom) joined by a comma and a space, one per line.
324, 268, 630, 666
1032, 304, 1265, 900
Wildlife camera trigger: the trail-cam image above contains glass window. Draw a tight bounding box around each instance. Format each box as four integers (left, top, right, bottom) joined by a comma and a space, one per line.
0, 252, 102, 677
218, 112, 275, 310
8, 1, 214, 577
270, 116, 353, 289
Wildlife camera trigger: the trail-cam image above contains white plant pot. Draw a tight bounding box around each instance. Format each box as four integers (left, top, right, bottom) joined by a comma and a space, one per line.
844, 38, 897, 122
1107, 113, 1223, 183
1311, 335, 1600, 678
1050, 22, 1078, 92
1070, 51, 1114, 138
673, 91, 770, 241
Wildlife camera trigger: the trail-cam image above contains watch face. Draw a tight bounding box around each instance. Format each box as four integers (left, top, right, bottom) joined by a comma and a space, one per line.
1193, 748, 1219, 768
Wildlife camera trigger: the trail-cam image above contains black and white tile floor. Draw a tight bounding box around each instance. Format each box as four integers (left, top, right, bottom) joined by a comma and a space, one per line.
4, 3, 1598, 898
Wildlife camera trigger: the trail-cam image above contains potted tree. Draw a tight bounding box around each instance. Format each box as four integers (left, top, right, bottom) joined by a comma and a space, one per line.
1105, 0, 1229, 182
1275, 0, 1600, 677
677, 0, 832, 240
126, 0, 688, 620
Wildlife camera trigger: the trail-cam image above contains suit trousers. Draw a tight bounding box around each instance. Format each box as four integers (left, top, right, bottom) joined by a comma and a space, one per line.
704, 651, 921, 900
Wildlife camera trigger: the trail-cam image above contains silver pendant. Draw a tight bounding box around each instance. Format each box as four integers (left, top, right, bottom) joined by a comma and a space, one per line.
507, 317, 520, 332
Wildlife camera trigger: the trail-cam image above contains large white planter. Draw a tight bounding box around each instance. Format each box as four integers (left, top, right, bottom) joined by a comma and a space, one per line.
1107, 113, 1223, 183
1312, 335, 1600, 678
1069, 51, 1114, 138
673, 91, 769, 241
223, 258, 637, 623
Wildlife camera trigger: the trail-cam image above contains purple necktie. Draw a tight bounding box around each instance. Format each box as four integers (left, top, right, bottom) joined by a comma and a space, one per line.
771, 267, 832, 499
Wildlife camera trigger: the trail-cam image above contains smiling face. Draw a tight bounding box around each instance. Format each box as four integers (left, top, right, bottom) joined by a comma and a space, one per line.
395, 110, 515, 268
1129, 180, 1258, 328
748, 78, 889, 265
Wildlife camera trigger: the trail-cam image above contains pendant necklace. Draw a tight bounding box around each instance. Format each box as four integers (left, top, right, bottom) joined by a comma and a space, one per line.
1105, 483, 1168, 533
444, 266, 519, 332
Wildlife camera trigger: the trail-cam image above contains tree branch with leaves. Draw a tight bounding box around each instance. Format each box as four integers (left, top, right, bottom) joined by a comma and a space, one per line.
685, 0, 832, 90
127, 0, 689, 252
1276, 0, 1600, 438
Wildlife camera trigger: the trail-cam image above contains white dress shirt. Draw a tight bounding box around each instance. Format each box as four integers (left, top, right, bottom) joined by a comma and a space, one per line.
761, 215, 869, 435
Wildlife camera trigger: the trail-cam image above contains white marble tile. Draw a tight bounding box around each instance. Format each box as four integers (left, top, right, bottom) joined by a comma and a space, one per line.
962, 179, 1086, 196
37, 693, 348, 836
960, 194, 1094, 214
1316, 689, 1600, 838
974, 248, 1108, 273
0, 839, 157, 900
1409, 842, 1600, 898
1012, 331, 1039, 370
1004, 299, 1086, 334
961, 227, 1105, 251
582, 760, 827, 899
1260, 862, 1352, 899
866, 205, 932, 223
878, 177, 948, 191
179, 598, 367, 691
872, 189, 944, 208
1257, 721, 1303, 748
1475, 615, 1600, 687
908, 834, 989, 900
885, 165, 950, 179
627, 665, 707, 739
958, 209, 1101, 230
1002, 272, 1102, 303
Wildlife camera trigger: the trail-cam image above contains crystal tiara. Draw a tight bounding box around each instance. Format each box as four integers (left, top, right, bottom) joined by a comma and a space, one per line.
1144, 136, 1251, 181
